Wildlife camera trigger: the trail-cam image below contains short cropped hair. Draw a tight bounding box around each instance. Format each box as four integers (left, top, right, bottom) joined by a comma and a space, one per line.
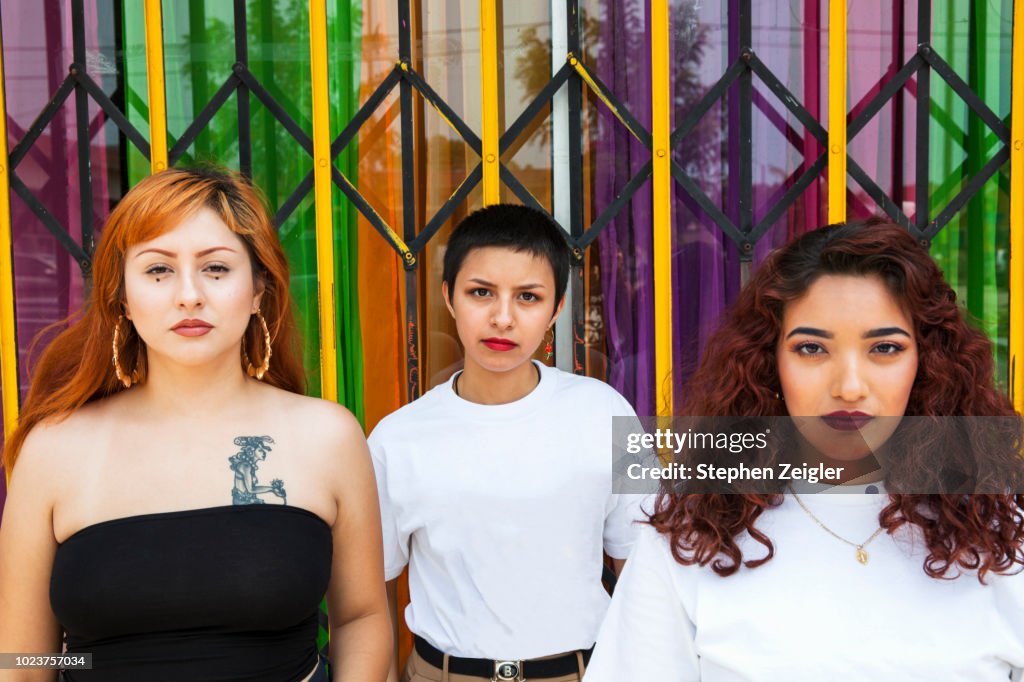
442, 204, 572, 310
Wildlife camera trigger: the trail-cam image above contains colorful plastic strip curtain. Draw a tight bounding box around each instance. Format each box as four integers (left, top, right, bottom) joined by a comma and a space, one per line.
350, 0, 403, 433
0, 1, 112, 514
926, 1, 1011, 386
121, 0, 364, 419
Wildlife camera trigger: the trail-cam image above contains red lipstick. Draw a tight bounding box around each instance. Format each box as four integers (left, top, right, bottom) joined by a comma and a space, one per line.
482, 337, 517, 352
172, 319, 213, 337
821, 411, 873, 431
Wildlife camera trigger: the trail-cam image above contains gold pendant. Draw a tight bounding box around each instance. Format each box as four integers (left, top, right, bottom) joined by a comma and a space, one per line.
856, 548, 869, 565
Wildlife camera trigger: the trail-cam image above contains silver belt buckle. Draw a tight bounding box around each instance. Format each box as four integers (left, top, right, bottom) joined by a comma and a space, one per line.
492, 660, 525, 682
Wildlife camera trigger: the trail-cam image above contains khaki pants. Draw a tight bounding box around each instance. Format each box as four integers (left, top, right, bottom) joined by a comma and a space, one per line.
401, 647, 586, 682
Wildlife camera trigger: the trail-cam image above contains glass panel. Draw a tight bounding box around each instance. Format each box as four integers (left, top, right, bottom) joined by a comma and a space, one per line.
2, 1, 124, 399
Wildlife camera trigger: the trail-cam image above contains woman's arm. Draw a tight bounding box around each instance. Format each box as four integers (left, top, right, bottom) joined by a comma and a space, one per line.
385, 579, 400, 682
0, 429, 62, 682
322, 406, 392, 681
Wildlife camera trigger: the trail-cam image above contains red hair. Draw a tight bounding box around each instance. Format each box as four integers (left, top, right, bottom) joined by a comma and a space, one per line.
651, 220, 1024, 581
3, 167, 305, 472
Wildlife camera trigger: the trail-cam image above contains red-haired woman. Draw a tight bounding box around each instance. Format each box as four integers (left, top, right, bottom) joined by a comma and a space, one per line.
585, 221, 1024, 681
0, 167, 391, 681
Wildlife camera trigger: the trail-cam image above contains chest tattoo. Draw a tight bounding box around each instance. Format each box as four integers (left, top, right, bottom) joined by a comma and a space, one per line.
228, 435, 287, 505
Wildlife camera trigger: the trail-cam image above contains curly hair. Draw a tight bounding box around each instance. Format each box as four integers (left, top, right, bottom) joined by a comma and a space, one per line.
650, 220, 1024, 581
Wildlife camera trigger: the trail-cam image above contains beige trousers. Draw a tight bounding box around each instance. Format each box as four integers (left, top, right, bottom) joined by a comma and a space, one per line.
401, 647, 586, 682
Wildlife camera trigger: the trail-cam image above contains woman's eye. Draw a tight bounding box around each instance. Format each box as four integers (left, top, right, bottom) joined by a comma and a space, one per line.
205, 264, 230, 274
470, 288, 491, 297
145, 265, 171, 276
795, 342, 825, 356
519, 291, 538, 302
872, 341, 904, 355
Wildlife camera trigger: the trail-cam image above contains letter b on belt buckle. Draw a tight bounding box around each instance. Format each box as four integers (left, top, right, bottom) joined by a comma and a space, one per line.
493, 660, 524, 681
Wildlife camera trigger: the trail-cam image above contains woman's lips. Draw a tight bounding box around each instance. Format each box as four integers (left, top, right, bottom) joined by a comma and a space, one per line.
821, 412, 873, 431
172, 320, 213, 337
482, 338, 517, 351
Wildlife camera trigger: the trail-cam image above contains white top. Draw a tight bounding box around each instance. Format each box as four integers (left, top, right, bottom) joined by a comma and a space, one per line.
369, 361, 648, 659
585, 493, 1024, 681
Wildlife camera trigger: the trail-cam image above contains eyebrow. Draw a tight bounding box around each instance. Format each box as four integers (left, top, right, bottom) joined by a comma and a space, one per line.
467, 277, 547, 290
135, 246, 237, 258
785, 325, 912, 340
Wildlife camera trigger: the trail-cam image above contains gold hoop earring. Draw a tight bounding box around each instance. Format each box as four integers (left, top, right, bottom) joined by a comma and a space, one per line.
242, 310, 272, 380
112, 315, 139, 388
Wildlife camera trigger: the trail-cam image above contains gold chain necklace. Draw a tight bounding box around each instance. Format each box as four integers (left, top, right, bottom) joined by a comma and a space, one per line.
790, 490, 885, 565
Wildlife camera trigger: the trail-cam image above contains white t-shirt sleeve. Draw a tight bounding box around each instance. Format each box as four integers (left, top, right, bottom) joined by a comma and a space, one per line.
585, 525, 699, 682
368, 427, 410, 581
999, 570, 1024, 681
603, 492, 649, 559
602, 394, 652, 558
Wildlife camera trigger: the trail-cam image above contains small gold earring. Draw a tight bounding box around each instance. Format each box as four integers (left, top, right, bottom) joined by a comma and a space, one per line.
242, 310, 272, 380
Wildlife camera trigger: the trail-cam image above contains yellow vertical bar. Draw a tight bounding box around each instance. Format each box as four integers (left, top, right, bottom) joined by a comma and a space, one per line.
144, 0, 168, 172
1010, 0, 1023, 411
0, 24, 18, 448
480, 0, 500, 204
652, 0, 672, 416
827, 0, 847, 223
309, 0, 338, 402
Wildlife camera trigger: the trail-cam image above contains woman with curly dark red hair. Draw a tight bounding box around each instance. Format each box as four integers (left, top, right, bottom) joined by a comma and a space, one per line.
585, 221, 1024, 681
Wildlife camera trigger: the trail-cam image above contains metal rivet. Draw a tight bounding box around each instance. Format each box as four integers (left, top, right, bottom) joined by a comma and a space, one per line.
569, 57, 578, 66
0, 165, 5, 173
656, 149, 666, 158
742, 242, 753, 252
831, 144, 841, 154
1016, 140, 1023, 151
318, 158, 328, 167
485, 153, 496, 163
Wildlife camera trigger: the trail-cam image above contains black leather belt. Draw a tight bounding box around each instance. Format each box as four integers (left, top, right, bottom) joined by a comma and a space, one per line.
414, 635, 592, 680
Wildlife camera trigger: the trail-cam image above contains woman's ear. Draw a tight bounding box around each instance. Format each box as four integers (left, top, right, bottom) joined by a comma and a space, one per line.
252, 273, 267, 313
550, 294, 567, 326
442, 281, 455, 319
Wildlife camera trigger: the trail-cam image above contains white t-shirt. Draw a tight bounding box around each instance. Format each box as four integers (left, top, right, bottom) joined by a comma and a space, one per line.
586, 493, 1024, 681
369, 361, 648, 659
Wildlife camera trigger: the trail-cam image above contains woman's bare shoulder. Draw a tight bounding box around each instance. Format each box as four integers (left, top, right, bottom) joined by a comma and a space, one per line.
259, 387, 366, 450
15, 392, 138, 468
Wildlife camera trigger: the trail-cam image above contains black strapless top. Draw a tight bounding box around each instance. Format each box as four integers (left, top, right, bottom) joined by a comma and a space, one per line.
50, 505, 332, 682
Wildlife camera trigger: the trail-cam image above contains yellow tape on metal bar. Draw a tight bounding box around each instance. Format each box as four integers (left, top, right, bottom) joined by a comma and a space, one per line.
308, 0, 338, 402
1010, 0, 1023, 410
827, 0, 847, 223
144, 0, 168, 172
480, 0, 500, 204
0, 23, 18, 455
652, 1, 672, 416
571, 56, 646, 146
